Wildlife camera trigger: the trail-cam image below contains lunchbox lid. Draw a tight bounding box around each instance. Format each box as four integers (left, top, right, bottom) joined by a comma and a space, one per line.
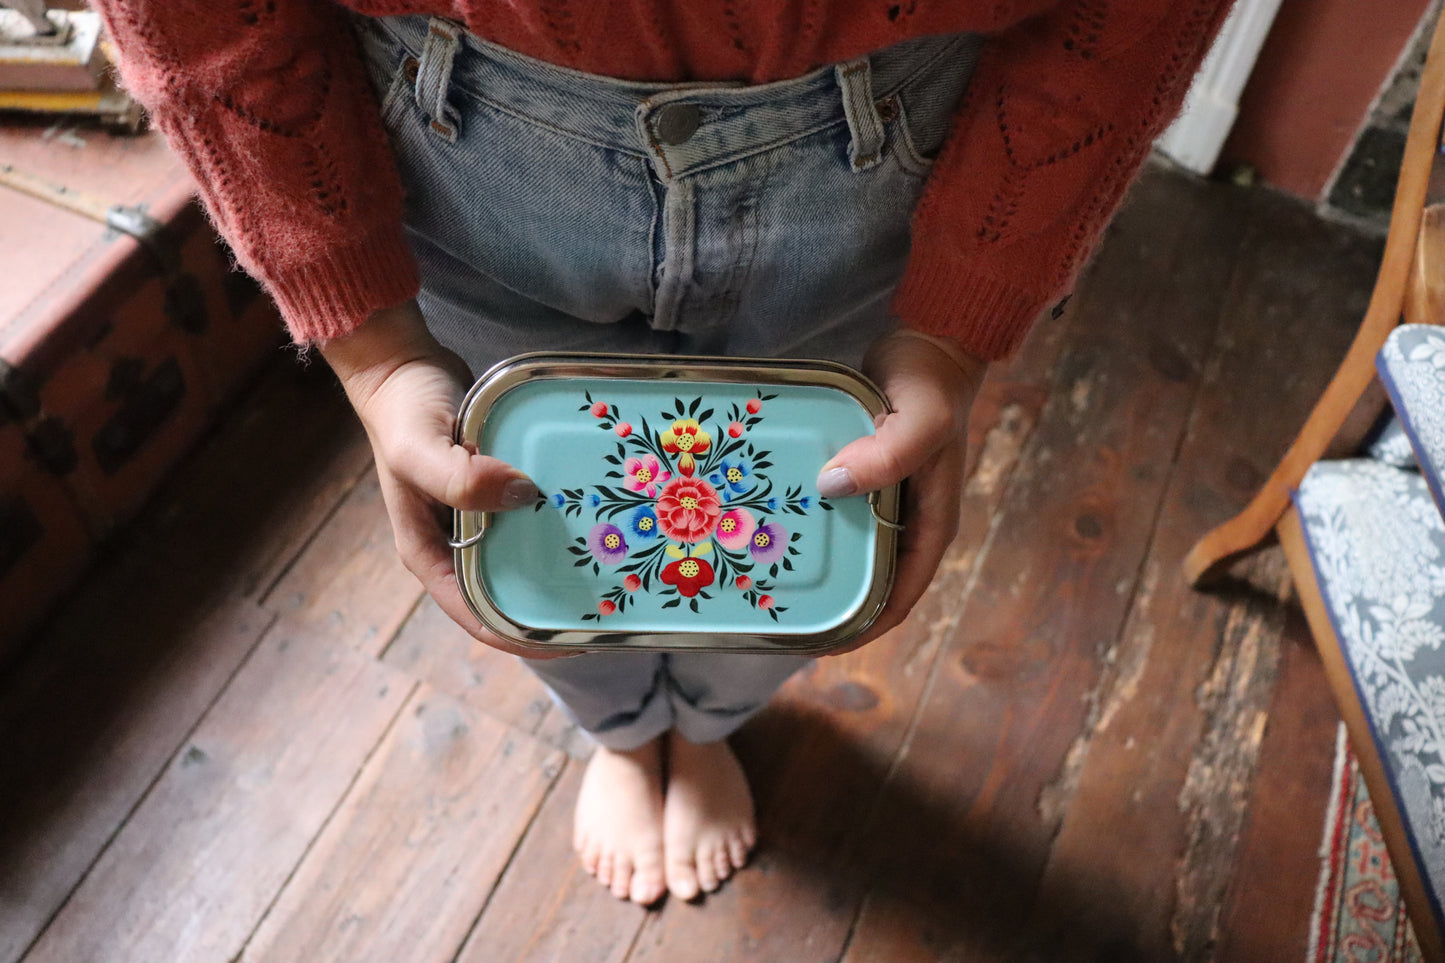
452, 353, 900, 654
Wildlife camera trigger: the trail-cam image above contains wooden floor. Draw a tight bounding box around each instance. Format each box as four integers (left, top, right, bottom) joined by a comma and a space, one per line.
0, 163, 1385, 963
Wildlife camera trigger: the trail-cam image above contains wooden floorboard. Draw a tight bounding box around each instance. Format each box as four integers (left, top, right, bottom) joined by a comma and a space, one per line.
837, 166, 1259, 962
1, 164, 1382, 963
1019, 183, 1381, 962
241, 685, 565, 963
1214, 614, 1345, 963
0, 362, 368, 963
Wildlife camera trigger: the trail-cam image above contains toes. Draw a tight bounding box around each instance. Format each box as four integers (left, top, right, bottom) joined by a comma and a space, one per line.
632, 851, 666, 905
611, 854, 634, 900
631, 862, 667, 905
666, 857, 701, 901
727, 832, 751, 870
596, 852, 615, 891
713, 845, 733, 883
695, 845, 721, 893
580, 838, 602, 877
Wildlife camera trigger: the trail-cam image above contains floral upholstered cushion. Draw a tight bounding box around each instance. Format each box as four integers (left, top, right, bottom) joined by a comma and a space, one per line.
1294, 458, 1445, 932
1379, 324, 1445, 514
1364, 413, 1421, 471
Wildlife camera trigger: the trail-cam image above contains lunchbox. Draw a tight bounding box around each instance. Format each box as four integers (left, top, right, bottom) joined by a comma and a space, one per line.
451, 354, 901, 654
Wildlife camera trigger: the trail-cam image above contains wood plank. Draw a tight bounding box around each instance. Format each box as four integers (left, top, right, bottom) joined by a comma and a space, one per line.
242, 685, 565, 963
0, 362, 368, 963
20, 621, 414, 963
14, 386, 424, 963
1213, 615, 1343, 963
457, 761, 650, 963
260, 470, 421, 649
1016, 189, 1380, 961
380, 595, 555, 738
837, 167, 1253, 962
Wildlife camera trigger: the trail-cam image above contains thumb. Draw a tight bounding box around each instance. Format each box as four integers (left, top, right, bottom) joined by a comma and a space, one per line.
815, 393, 953, 497
388, 430, 540, 513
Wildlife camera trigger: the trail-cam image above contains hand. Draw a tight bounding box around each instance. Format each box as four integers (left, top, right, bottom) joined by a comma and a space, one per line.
320, 300, 571, 658
814, 329, 988, 655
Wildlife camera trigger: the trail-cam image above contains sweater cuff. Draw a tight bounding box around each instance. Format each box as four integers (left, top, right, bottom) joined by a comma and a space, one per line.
891, 245, 1050, 362
263, 230, 422, 344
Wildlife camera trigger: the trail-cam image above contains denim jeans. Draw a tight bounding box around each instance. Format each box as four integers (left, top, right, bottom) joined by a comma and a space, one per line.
352, 14, 980, 749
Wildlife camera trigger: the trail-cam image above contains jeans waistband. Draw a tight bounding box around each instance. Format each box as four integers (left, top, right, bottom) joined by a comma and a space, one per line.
373, 15, 980, 180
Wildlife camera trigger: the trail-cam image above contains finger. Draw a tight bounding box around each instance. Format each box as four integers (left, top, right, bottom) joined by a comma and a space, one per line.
378, 466, 574, 659
825, 444, 965, 656
816, 380, 954, 497
362, 358, 539, 514
384, 430, 540, 514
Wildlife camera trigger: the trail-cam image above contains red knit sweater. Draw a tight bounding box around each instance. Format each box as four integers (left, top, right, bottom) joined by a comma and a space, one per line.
93, 1, 1231, 360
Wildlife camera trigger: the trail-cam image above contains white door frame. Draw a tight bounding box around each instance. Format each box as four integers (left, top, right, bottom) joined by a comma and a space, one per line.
1156, 0, 1285, 174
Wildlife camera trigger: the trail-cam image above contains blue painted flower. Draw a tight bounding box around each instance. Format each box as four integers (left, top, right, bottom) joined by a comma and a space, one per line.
629, 506, 659, 540
589, 493, 602, 507
716, 459, 752, 495
710, 456, 757, 494
551, 493, 566, 508
587, 523, 628, 565
799, 496, 812, 509
766, 497, 779, 511
750, 522, 787, 564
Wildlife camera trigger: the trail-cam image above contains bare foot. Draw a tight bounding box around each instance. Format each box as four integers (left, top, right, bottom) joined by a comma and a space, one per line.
663, 734, 757, 900
573, 740, 667, 905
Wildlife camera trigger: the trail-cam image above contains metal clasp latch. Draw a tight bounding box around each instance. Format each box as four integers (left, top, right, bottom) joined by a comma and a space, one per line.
449, 511, 487, 550
868, 490, 904, 531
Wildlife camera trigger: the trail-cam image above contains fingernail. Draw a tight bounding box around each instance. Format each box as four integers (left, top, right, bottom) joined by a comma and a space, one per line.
501, 477, 539, 509
817, 466, 856, 498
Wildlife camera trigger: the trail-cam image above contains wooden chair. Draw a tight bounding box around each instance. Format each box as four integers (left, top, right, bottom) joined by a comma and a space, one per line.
1185, 11, 1445, 959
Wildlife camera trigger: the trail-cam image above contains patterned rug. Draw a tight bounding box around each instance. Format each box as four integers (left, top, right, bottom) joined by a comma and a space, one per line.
1310, 725, 1422, 963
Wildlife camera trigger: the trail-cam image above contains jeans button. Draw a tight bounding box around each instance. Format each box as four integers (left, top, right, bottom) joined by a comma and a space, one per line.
654, 103, 701, 145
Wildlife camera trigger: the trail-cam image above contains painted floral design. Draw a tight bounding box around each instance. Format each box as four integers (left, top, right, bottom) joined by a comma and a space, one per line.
656, 476, 722, 543
623, 454, 670, 497
587, 523, 628, 565
554, 389, 831, 620
661, 419, 711, 477
715, 509, 756, 552
662, 556, 715, 597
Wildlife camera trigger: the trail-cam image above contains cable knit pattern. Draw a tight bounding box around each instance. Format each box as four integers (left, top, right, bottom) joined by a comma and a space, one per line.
91, 0, 1230, 355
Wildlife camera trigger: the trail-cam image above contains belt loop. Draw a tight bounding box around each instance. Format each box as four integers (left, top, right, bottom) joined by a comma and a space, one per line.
836, 57, 884, 172
415, 18, 462, 142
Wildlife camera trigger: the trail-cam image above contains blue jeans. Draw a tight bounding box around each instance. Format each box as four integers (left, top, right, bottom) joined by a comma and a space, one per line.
352, 14, 980, 749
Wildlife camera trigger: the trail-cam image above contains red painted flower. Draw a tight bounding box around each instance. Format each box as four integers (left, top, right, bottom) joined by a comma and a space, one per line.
624, 574, 641, 592
735, 575, 752, 590
655, 476, 722, 543
661, 556, 715, 597
598, 599, 617, 615
615, 422, 633, 438
590, 401, 609, 418
727, 421, 744, 438
746, 398, 762, 414
757, 594, 774, 609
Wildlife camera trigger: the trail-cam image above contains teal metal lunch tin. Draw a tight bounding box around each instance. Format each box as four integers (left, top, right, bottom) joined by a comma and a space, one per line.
452, 354, 901, 654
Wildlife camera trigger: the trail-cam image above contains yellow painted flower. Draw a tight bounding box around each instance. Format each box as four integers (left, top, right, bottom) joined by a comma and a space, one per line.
660, 418, 712, 476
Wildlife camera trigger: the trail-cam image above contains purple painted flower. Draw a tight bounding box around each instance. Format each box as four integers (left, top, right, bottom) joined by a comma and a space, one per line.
749, 522, 786, 564
587, 523, 628, 565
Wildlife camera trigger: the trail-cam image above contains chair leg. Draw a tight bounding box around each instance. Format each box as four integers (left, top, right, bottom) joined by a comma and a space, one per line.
1183, 9, 1445, 588
1182, 349, 1381, 585
1280, 508, 1445, 963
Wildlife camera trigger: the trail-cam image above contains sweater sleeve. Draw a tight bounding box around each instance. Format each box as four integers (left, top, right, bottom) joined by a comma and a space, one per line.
892, 0, 1233, 360
91, 1, 420, 343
